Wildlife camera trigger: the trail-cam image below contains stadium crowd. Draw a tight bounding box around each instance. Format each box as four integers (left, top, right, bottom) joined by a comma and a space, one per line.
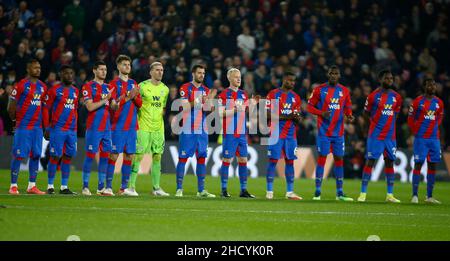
0, 0, 449, 178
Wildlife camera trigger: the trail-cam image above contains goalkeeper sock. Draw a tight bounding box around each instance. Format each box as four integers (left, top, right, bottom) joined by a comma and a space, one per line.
152, 154, 161, 189
130, 154, 143, 188
266, 159, 277, 192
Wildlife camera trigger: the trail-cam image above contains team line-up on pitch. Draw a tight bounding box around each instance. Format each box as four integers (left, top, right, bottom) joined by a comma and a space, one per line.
6, 54, 444, 204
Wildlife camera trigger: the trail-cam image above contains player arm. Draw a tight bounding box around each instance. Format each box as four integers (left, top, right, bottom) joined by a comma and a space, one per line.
407, 99, 418, 133
42, 89, 55, 130
306, 88, 323, 116
437, 100, 444, 125
7, 83, 23, 121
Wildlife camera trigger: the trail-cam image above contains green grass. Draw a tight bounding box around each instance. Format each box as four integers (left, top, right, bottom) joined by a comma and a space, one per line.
0, 169, 449, 241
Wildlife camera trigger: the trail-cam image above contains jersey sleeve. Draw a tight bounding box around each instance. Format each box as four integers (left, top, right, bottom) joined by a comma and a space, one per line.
42, 87, 55, 129
162, 86, 169, 108
109, 80, 118, 100
394, 93, 402, 113
82, 84, 92, 104
364, 92, 374, 113
294, 94, 302, 111
307, 87, 323, 116
10, 81, 24, 101
438, 98, 444, 125
218, 91, 226, 108
179, 84, 189, 100
407, 97, 419, 133
344, 88, 352, 116
265, 90, 274, 110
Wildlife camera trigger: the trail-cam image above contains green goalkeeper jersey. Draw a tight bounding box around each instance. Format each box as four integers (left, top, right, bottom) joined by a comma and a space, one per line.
137, 79, 169, 132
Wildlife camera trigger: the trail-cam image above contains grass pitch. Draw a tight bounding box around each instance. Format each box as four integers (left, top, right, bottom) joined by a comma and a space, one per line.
0, 169, 449, 241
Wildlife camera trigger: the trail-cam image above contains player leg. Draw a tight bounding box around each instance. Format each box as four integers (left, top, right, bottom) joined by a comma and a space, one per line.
119, 130, 137, 196
59, 131, 77, 195
99, 131, 113, 195
358, 138, 382, 202
411, 137, 427, 203
150, 131, 169, 196
237, 136, 254, 198
384, 140, 400, 203
82, 130, 100, 194
220, 134, 238, 197
332, 136, 352, 201
425, 139, 442, 204
284, 138, 301, 200
176, 134, 195, 195
130, 130, 150, 191
47, 129, 63, 194
9, 129, 31, 194
266, 138, 282, 199
196, 133, 214, 197
27, 128, 45, 194
314, 135, 330, 200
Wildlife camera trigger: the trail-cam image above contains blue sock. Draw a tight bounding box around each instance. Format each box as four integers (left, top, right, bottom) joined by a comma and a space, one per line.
196, 158, 206, 192
82, 153, 94, 188
266, 160, 277, 191
335, 159, 344, 196
427, 170, 436, 198
220, 161, 230, 191
48, 158, 58, 186
10, 157, 22, 184
176, 158, 187, 190
315, 156, 326, 196
385, 167, 395, 194
121, 159, 132, 190
412, 169, 421, 196
61, 158, 71, 186
238, 163, 248, 191
106, 159, 115, 189
361, 165, 373, 193
29, 157, 39, 182
285, 161, 294, 193
98, 154, 108, 190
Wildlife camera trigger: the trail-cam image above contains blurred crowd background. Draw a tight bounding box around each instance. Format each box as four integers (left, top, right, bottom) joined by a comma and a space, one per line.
0, 0, 449, 177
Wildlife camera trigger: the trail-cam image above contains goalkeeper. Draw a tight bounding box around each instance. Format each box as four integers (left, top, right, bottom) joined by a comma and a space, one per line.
128, 62, 170, 196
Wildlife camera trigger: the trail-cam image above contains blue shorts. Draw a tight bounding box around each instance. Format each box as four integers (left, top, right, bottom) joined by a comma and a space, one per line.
413, 138, 441, 163
222, 134, 248, 159
268, 138, 298, 160
85, 130, 112, 153
49, 129, 77, 157
316, 135, 345, 157
366, 137, 397, 161
12, 128, 43, 158
111, 130, 137, 154
179, 133, 208, 158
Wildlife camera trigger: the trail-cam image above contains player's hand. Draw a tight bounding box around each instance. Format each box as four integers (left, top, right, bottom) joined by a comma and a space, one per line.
44, 129, 50, 141
208, 89, 218, 99
322, 110, 331, 119
129, 87, 139, 100
105, 87, 114, 100
346, 114, 355, 123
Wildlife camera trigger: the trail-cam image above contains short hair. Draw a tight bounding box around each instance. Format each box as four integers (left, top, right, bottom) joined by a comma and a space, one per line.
191, 64, 205, 73
378, 69, 392, 80
149, 61, 163, 71
116, 54, 131, 65
227, 68, 240, 79
60, 64, 73, 72
93, 60, 106, 70
423, 77, 434, 86
26, 59, 40, 67
284, 70, 296, 78
328, 65, 339, 72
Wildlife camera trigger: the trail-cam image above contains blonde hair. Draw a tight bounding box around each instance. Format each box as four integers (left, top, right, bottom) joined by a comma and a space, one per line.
150, 61, 163, 71
227, 68, 240, 80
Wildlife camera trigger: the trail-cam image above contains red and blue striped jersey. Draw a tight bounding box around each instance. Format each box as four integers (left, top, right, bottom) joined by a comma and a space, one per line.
308, 83, 352, 137
179, 82, 210, 133
43, 84, 78, 131
218, 87, 248, 136
365, 88, 402, 140
82, 80, 112, 131
109, 77, 142, 131
9, 78, 47, 130
407, 95, 443, 139
266, 88, 301, 139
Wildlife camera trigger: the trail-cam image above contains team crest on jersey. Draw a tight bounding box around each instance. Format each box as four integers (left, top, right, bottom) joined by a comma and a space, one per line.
41, 87, 44, 93
393, 97, 396, 103
436, 103, 440, 109
292, 97, 295, 102
339, 91, 343, 97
